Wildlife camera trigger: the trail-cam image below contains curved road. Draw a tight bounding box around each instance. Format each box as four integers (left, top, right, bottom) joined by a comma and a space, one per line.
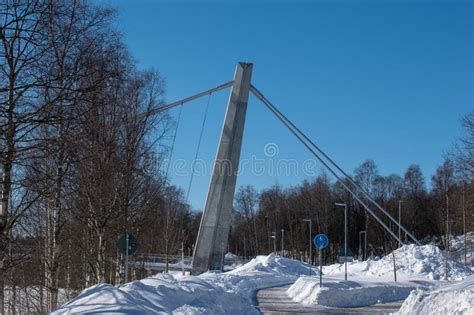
255, 284, 403, 315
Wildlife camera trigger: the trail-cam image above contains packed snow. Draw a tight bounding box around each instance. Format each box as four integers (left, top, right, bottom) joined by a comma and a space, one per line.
450, 232, 474, 267
199, 254, 316, 303
288, 244, 473, 310
287, 277, 416, 307
53, 244, 474, 314
52, 273, 257, 314
53, 254, 316, 314
324, 244, 472, 280
397, 275, 474, 315
228, 253, 316, 276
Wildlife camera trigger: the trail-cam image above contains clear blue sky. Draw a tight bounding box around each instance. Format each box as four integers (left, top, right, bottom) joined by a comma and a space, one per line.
104, 0, 472, 210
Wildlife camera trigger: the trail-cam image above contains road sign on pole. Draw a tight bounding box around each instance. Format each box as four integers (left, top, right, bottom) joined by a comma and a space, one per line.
313, 233, 329, 287
117, 234, 139, 255
313, 234, 328, 249
117, 234, 139, 283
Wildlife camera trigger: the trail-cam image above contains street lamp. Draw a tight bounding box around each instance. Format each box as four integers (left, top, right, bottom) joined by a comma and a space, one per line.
271, 232, 276, 254
336, 203, 348, 281
302, 219, 312, 264
281, 229, 285, 256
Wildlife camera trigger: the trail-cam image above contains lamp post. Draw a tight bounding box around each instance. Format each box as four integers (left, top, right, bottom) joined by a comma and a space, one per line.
303, 219, 312, 264
281, 229, 285, 256
336, 203, 348, 281
398, 200, 403, 247
271, 232, 276, 254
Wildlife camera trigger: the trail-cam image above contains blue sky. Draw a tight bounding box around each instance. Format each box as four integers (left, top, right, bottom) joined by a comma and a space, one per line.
104, 0, 472, 210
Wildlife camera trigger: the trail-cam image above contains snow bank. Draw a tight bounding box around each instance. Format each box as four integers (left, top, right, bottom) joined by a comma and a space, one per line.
397, 275, 474, 315
287, 277, 415, 307
364, 244, 472, 280
228, 253, 316, 276
450, 232, 474, 266
53, 273, 258, 314
223, 252, 244, 271
324, 245, 472, 280
54, 254, 315, 314
202, 254, 317, 303
224, 252, 238, 260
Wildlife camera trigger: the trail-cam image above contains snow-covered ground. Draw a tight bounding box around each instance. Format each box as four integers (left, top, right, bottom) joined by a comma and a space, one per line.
4, 286, 69, 314
325, 244, 471, 280
450, 232, 474, 267
397, 275, 474, 315
287, 244, 473, 311
53, 242, 474, 314
53, 254, 316, 314
288, 276, 417, 307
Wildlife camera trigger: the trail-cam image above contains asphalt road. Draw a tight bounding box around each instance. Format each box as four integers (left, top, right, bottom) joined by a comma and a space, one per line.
255, 284, 403, 315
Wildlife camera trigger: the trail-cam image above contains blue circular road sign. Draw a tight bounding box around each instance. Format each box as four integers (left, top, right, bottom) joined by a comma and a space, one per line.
313, 234, 329, 249
117, 234, 139, 255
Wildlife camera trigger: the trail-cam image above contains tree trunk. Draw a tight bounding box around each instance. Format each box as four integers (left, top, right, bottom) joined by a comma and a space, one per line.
97, 227, 106, 283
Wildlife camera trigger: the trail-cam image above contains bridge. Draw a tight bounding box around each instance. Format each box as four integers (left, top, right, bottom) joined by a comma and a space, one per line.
151, 62, 420, 275
132, 253, 249, 274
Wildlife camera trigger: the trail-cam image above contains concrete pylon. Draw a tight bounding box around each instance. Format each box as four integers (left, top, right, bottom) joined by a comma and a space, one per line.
192, 63, 253, 274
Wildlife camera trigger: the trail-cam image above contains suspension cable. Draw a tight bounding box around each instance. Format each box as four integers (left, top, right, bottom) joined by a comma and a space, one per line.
148, 81, 233, 116
165, 105, 184, 181
186, 93, 212, 201
250, 85, 420, 245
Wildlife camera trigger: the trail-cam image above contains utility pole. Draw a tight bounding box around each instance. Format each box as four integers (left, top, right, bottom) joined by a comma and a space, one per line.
281, 229, 285, 256
303, 219, 312, 264
398, 200, 403, 247
336, 203, 348, 281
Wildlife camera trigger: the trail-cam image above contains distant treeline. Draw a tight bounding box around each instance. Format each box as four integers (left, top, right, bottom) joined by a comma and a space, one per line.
229, 112, 474, 264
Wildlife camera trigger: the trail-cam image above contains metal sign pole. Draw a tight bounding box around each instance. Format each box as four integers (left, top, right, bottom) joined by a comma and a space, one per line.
313, 233, 328, 287
125, 233, 129, 283
344, 205, 347, 281
182, 240, 185, 276
319, 248, 322, 287
309, 221, 312, 264
392, 251, 397, 282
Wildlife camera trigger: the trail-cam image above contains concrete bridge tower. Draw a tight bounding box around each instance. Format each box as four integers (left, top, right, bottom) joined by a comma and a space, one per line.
192, 63, 253, 274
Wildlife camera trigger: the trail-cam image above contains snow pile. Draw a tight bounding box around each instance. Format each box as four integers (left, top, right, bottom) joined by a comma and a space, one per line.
202, 254, 317, 302
224, 252, 239, 260
364, 244, 472, 280
5, 286, 69, 314
52, 273, 257, 314
397, 275, 474, 315
228, 253, 316, 276
450, 232, 473, 266
223, 252, 244, 271
54, 254, 315, 314
287, 277, 415, 307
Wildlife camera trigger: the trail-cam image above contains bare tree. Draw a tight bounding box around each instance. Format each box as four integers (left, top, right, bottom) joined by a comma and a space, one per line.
235, 185, 259, 255
0, 1, 50, 311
